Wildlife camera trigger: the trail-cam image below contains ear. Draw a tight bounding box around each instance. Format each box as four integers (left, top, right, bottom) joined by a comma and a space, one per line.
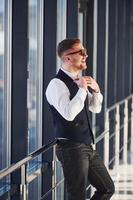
66, 55, 71, 61
63, 55, 70, 62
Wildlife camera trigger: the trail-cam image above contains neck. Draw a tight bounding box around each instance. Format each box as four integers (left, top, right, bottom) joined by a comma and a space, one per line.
62, 65, 81, 74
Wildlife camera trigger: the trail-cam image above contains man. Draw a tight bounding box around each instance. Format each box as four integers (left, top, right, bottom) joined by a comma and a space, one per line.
45, 38, 115, 200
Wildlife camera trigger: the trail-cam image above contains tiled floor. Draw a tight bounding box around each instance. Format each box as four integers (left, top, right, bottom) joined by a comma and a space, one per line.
110, 164, 133, 200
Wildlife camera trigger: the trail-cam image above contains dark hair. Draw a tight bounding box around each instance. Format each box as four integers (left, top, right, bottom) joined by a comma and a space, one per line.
57, 38, 81, 58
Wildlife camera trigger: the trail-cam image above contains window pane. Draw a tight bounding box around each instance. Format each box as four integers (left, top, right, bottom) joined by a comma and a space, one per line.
55, 1, 67, 199
27, 0, 43, 199
0, 0, 11, 171
78, 12, 83, 42
28, 0, 43, 154
0, 0, 12, 197
0, 0, 5, 171
56, 0, 67, 71
28, 0, 38, 154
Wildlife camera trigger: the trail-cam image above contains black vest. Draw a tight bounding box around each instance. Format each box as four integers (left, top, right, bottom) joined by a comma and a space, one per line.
50, 69, 94, 145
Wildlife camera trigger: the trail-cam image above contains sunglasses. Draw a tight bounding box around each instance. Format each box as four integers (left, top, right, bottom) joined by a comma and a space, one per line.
66, 48, 87, 56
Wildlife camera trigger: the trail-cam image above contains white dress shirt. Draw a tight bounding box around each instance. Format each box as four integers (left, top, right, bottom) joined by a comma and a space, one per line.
45, 68, 103, 121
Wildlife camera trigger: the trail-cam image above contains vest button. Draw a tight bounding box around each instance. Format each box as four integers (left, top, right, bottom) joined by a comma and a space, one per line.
75, 123, 79, 127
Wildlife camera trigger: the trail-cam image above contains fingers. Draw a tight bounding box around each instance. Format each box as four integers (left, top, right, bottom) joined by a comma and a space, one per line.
84, 76, 93, 81
74, 76, 92, 86
83, 76, 100, 92
74, 76, 88, 91
74, 76, 100, 92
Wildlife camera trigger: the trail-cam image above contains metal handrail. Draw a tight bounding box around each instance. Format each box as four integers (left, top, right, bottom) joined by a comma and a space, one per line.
0, 95, 132, 180
0, 94, 132, 199
106, 94, 132, 112
0, 139, 57, 180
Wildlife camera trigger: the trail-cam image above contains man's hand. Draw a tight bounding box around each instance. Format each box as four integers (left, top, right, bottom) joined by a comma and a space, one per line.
74, 76, 100, 93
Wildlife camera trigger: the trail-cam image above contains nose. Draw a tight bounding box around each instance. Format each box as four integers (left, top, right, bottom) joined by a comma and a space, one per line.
83, 52, 88, 58
82, 49, 88, 57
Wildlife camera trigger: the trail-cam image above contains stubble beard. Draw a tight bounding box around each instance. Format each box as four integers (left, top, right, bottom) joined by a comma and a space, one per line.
79, 63, 87, 70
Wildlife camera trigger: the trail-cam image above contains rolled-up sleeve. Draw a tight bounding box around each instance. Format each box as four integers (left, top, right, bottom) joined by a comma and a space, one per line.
87, 91, 103, 113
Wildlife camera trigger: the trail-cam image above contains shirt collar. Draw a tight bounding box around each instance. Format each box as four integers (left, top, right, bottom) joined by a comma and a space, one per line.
60, 68, 80, 80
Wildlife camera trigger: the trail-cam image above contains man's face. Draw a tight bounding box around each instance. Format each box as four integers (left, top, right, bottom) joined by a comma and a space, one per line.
63, 43, 88, 71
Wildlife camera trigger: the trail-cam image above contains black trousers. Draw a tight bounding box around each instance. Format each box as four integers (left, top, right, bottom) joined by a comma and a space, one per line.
56, 140, 115, 200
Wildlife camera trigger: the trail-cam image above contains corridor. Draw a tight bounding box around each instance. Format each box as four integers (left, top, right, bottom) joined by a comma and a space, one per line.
0, 0, 133, 199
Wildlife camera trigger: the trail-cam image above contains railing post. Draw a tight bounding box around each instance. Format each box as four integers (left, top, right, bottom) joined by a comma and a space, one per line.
20, 164, 27, 200
131, 96, 133, 163
123, 99, 128, 164
115, 105, 120, 170
104, 111, 109, 169
52, 145, 57, 200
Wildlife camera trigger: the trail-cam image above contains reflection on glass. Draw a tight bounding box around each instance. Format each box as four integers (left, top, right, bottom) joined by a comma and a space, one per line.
56, 161, 64, 199
56, 0, 67, 71
28, 0, 43, 153
55, 0, 67, 199
78, 12, 83, 43
28, 0, 43, 199
28, 0, 38, 154
0, 0, 5, 171
0, 0, 12, 197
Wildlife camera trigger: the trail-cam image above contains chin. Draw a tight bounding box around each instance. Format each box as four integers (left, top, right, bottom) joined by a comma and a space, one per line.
84, 65, 87, 69
80, 64, 87, 70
